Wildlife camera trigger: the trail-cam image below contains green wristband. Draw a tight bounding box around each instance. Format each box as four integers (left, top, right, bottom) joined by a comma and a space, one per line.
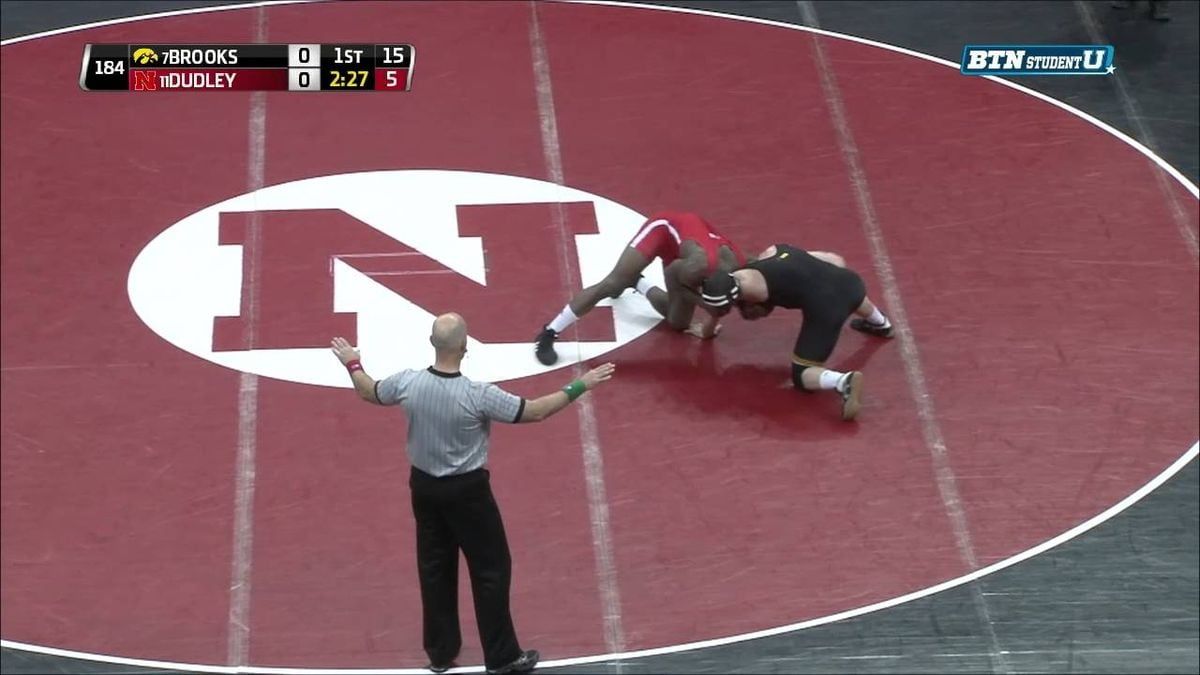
563, 380, 587, 402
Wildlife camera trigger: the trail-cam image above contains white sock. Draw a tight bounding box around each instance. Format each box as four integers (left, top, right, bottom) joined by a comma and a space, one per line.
865, 307, 890, 328
818, 369, 850, 392
635, 277, 656, 295
548, 306, 578, 334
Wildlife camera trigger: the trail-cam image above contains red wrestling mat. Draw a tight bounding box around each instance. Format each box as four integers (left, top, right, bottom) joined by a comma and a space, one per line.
2, 1, 1196, 670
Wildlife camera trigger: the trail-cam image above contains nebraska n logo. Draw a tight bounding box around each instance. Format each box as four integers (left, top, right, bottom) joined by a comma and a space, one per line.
132, 70, 158, 90
128, 170, 665, 386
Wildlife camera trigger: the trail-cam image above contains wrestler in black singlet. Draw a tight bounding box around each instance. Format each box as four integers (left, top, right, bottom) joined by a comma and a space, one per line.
743, 244, 867, 367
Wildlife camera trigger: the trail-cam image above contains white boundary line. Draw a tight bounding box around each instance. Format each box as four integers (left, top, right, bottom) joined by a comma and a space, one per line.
528, 0, 627, 656
1, 1, 1196, 672
226, 6, 270, 667
796, 2, 1009, 671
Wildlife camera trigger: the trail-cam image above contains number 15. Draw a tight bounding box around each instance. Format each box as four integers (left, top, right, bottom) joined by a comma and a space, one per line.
383, 47, 406, 64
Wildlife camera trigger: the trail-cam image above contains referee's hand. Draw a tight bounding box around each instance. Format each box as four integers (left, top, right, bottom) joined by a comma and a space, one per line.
580, 362, 616, 390
330, 336, 361, 365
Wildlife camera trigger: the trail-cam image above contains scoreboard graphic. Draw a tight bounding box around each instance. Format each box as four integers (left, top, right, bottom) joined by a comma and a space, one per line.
80, 44, 415, 91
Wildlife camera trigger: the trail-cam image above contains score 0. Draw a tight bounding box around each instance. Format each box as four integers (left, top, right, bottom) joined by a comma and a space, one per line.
287, 43, 321, 91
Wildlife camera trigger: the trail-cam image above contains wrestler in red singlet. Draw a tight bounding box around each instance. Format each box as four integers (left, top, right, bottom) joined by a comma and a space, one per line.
629, 212, 745, 272
534, 211, 744, 366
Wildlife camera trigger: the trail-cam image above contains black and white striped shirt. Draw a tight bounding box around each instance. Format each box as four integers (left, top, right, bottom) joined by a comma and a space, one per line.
376, 367, 525, 477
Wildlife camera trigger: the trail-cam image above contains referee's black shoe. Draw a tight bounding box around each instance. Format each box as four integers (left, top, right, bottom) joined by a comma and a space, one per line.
487, 649, 540, 674
534, 327, 558, 365
850, 318, 894, 339
426, 661, 455, 673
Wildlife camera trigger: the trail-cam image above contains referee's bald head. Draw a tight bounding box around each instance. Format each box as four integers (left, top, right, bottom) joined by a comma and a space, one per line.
430, 313, 468, 355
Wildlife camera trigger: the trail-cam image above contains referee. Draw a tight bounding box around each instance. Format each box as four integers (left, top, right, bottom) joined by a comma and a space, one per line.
330, 313, 616, 674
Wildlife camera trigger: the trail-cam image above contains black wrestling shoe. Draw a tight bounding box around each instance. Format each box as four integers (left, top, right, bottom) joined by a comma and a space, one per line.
487, 649, 540, 674
534, 327, 559, 365
427, 661, 455, 674
840, 371, 864, 422
850, 318, 894, 339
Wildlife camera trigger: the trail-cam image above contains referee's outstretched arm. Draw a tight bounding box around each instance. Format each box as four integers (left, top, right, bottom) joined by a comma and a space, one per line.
329, 336, 616, 415
516, 362, 615, 422
329, 336, 388, 404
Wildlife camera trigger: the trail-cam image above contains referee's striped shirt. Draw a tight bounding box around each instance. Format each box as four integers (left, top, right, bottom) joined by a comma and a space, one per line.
376, 367, 525, 477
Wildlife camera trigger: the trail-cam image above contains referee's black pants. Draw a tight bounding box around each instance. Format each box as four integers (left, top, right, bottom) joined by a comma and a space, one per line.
409, 467, 522, 670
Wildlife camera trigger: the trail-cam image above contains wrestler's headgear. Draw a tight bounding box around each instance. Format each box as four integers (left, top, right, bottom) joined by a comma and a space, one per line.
700, 273, 741, 310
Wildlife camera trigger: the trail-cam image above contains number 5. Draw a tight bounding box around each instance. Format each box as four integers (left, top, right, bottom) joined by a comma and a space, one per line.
386, 70, 399, 88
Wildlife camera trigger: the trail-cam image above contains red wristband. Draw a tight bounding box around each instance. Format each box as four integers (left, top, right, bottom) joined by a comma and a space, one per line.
345, 359, 363, 374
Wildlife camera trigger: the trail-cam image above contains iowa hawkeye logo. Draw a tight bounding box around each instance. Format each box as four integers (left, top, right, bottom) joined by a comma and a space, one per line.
128, 170, 664, 386
132, 47, 159, 64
